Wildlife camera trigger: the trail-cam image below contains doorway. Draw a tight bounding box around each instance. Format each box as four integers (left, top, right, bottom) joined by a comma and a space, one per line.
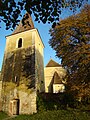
9, 99, 20, 115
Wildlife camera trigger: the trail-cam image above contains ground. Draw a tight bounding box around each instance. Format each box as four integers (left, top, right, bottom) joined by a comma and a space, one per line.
0, 109, 90, 120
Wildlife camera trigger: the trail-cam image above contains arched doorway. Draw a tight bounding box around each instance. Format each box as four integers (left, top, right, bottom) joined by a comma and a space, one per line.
18, 38, 22, 48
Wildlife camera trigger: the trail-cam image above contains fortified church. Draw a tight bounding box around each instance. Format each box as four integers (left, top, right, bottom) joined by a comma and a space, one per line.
0, 13, 66, 115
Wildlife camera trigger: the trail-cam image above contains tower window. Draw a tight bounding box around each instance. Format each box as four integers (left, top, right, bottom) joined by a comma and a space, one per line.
18, 38, 22, 48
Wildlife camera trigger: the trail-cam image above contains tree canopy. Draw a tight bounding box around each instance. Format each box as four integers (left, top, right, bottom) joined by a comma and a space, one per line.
49, 5, 90, 99
0, 0, 88, 30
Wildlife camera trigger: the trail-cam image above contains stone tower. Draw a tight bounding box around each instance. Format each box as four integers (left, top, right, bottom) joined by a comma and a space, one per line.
1, 13, 44, 115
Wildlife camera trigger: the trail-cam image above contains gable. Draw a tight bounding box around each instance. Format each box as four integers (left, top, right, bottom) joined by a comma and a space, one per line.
46, 59, 61, 67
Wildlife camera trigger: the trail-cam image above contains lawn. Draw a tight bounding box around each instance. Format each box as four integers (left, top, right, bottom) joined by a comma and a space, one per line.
0, 109, 90, 120
0, 111, 8, 120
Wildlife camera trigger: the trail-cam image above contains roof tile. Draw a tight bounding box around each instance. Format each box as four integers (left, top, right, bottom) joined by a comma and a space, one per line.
46, 59, 61, 67
12, 13, 34, 35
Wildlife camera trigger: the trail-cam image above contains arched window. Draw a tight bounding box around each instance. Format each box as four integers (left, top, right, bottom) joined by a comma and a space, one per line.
18, 38, 22, 48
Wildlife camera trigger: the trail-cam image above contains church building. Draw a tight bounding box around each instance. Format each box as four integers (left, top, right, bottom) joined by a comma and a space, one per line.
44, 59, 66, 93
0, 13, 66, 116
1, 13, 44, 115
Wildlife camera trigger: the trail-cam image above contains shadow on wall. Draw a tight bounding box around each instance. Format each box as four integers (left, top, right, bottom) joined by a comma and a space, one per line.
1, 47, 35, 89
1, 46, 45, 92
35, 48, 45, 92
48, 77, 54, 93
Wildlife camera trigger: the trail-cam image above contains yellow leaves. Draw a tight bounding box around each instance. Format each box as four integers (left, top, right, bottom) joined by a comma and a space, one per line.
49, 5, 90, 97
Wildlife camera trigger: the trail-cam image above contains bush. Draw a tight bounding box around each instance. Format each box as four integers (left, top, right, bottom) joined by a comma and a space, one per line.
36, 93, 67, 112
37, 92, 90, 112
36, 94, 46, 112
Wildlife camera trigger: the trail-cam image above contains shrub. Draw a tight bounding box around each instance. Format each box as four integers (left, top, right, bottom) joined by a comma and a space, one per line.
36, 93, 46, 112
36, 93, 67, 112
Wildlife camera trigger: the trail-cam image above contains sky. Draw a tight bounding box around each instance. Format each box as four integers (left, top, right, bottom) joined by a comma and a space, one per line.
0, 4, 87, 71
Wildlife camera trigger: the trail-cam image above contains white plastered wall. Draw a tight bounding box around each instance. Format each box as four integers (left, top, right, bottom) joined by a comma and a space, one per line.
44, 67, 66, 93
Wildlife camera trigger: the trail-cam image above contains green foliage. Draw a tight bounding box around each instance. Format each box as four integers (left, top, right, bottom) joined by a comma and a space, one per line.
0, 0, 88, 29
0, 111, 8, 120
36, 94, 46, 112
49, 5, 90, 98
37, 92, 90, 112
36, 93, 61, 112
36, 93, 76, 112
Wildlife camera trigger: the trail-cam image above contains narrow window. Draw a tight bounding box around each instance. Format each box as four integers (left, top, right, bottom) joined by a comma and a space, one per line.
18, 38, 22, 48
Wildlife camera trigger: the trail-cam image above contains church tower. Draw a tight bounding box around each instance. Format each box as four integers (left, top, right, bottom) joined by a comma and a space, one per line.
1, 13, 44, 115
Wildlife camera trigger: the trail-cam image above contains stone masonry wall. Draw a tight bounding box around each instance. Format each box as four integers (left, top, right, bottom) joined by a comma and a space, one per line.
19, 91, 37, 114
1, 46, 36, 114
0, 81, 2, 111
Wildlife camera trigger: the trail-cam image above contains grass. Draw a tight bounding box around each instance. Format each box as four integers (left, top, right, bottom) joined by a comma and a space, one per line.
0, 111, 8, 120
0, 109, 90, 120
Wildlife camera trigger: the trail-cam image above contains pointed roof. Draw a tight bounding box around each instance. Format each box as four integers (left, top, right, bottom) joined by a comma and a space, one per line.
12, 13, 34, 35
46, 59, 61, 67
53, 72, 62, 84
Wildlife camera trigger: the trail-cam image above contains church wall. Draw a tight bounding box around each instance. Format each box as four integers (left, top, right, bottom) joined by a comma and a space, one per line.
44, 67, 66, 93
53, 84, 65, 93
18, 91, 37, 114
0, 81, 2, 111
34, 31, 45, 92
1, 30, 37, 115
5, 30, 32, 53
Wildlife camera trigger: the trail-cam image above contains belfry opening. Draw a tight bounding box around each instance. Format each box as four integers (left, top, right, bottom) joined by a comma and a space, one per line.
18, 38, 22, 48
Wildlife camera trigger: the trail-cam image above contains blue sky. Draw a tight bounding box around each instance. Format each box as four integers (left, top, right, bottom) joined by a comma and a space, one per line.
0, 5, 86, 71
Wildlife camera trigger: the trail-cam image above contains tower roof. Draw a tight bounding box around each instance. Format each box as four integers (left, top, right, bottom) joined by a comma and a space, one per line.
46, 59, 61, 67
12, 13, 34, 35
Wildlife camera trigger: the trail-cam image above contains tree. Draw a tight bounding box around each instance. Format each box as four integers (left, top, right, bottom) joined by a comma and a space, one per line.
0, 0, 88, 30
49, 5, 90, 99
